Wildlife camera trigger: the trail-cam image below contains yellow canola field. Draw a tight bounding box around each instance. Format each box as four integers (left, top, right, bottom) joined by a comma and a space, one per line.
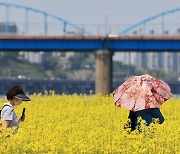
0, 93, 179, 153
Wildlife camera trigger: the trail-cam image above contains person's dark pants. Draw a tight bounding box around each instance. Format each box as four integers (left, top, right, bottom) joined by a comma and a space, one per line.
135, 108, 164, 126
128, 111, 136, 131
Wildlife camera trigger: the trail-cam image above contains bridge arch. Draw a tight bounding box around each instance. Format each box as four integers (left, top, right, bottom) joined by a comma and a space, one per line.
0, 2, 90, 35
119, 8, 180, 35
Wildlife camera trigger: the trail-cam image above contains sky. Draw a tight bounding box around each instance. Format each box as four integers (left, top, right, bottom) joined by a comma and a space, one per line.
1, 0, 180, 60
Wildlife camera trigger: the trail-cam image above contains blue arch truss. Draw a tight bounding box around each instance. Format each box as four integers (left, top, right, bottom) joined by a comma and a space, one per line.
119, 8, 180, 35
0, 2, 90, 35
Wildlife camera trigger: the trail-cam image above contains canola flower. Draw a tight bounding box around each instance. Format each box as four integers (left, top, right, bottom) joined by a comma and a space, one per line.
0, 92, 179, 153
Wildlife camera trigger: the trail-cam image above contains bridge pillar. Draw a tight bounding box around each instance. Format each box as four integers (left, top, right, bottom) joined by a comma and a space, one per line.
95, 50, 113, 95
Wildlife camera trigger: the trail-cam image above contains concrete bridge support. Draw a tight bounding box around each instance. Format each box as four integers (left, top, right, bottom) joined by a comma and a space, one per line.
95, 50, 113, 95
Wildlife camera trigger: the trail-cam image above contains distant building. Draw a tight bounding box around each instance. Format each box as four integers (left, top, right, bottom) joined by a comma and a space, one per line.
118, 52, 180, 74
52, 52, 75, 69
52, 52, 89, 69
0, 22, 18, 35
24, 52, 43, 64
24, 52, 52, 64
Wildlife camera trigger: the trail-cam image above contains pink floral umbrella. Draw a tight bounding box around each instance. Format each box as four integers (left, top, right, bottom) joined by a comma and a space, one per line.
112, 74, 173, 112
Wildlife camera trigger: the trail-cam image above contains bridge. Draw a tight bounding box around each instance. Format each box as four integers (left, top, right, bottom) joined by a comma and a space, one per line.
1, 2, 180, 36
0, 2, 90, 36
0, 2, 180, 95
1, 35, 180, 51
1, 35, 180, 95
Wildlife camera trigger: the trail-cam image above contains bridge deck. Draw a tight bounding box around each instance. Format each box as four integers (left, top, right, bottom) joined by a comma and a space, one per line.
0, 35, 180, 51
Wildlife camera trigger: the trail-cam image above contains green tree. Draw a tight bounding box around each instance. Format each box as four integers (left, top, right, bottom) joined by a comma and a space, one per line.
42, 57, 58, 70
0, 52, 18, 65
113, 61, 136, 76
69, 57, 82, 69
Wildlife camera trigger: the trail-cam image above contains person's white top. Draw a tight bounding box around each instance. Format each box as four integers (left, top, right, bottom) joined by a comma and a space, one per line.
1, 103, 19, 132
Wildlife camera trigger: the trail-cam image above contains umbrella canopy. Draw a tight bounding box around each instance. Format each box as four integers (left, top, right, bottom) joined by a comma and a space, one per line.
112, 74, 173, 111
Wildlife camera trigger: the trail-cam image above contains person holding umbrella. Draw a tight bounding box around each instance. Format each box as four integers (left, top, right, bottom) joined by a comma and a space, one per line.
1, 85, 30, 133
112, 74, 173, 132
